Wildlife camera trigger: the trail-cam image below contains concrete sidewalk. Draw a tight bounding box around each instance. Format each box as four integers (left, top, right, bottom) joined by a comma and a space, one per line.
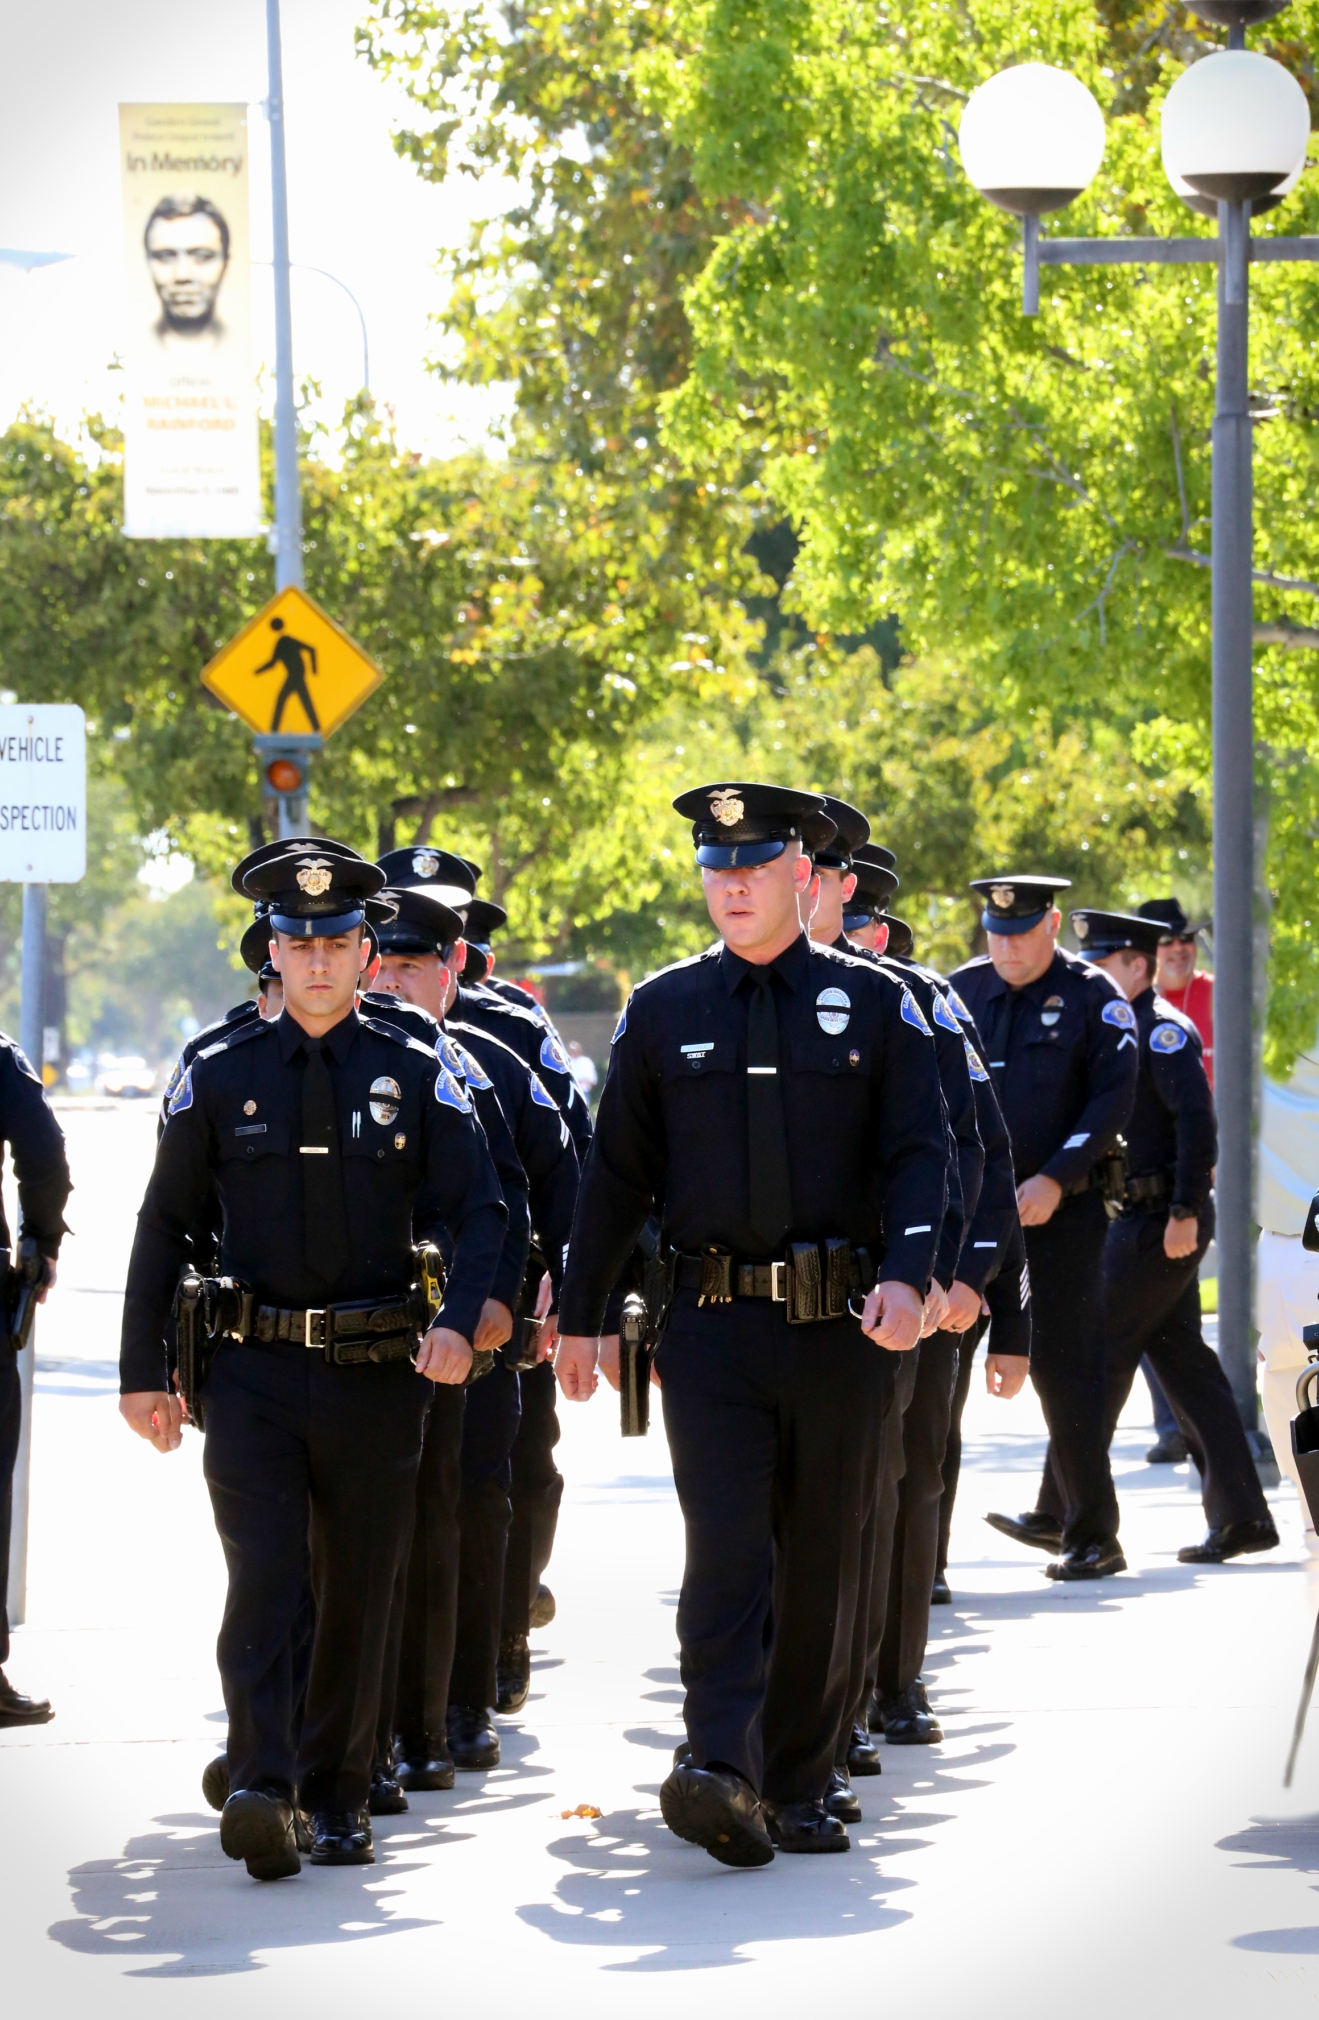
4, 1105, 1319, 2015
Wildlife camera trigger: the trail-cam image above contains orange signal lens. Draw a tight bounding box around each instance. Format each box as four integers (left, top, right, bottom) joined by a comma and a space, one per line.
266, 758, 303, 793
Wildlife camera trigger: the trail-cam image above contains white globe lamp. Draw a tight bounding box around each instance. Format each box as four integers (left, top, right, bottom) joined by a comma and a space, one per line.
959, 63, 1106, 215
1162, 50, 1310, 202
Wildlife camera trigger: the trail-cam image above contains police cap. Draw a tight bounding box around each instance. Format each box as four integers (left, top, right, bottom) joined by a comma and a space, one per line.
883, 914, 915, 960
230, 835, 361, 899
971, 873, 1070, 937
812, 796, 870, 870
1136, 897, 1207, 941
376, 845, 476, 914
1071, 908, 1164, 958
241, 844, 389, 939
673, 782, 836, 868
464, 897, 508, 948
240, 916, 278, 981
375, 885, 465, 957
845, 843, 899, 926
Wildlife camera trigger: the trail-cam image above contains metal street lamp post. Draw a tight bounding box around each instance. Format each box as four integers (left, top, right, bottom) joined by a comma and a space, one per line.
960, 0, 1317, 1443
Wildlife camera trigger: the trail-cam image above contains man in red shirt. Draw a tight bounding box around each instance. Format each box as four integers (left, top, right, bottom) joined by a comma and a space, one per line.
1137, 899, 1213, 1088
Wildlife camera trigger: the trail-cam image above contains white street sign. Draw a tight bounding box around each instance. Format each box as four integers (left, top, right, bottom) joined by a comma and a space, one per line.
0, 705, 87, 882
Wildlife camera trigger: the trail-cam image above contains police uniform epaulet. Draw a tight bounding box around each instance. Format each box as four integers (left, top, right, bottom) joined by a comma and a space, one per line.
197, 1016, 272, 1060
358, 1014, 438, 1058
951, 953, 993, 976
634, 947, 719, 993
1152, 996, 1198, 1037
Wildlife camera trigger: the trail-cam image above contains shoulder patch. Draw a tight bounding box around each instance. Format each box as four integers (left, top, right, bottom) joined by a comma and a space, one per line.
932, 991, 961, 1035
1101, 1000, 1137, 1031
167, 1064, 194, 1117
163, 1053, 185, 1105
449, 1038, 493, 1091
611, 1002, 628, 1045
529, 1072, 558, 1109
964, 1039, 990, 1083
944, 986, 974, 1025
434, 1063, 474, 1114
1149, 1022, 1188, 1054
900, 987, 933, 1037
539, 1031, 571, 1077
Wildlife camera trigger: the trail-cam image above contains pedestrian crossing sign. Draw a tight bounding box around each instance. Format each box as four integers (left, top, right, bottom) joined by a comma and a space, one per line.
200, 585, 384, 739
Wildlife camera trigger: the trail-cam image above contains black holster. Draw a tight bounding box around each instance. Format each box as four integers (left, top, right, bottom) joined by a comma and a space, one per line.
619, 1252, 673, 1438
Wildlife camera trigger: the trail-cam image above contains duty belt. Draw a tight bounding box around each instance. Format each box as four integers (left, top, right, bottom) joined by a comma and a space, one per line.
200, 1279, 423, 1366
673, 1241, 874, 1325
1123, 1170, 1173, 1209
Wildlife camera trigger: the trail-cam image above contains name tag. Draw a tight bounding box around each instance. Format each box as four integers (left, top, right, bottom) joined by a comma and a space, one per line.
234, 1124, 266, 1137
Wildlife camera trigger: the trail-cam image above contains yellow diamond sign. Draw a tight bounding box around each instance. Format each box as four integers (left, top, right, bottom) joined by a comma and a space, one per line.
201, 585, 384, 739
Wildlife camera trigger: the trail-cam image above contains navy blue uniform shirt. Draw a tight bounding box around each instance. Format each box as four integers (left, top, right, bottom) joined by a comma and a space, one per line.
940, 978, 1023, 1295
950, 947, 1138, 1191
456, 984, 594, 1161
1124, 987, 1216, 1215
558, 933, 949, 1337
0, 1035, 71, 1260
120, 1007, 506, 1392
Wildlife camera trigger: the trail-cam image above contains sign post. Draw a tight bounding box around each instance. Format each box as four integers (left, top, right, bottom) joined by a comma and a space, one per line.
0, 707, 85, 1631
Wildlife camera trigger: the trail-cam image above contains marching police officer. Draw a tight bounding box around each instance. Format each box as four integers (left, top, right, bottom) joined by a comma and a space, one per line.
0, 1036, 70, 1729
952, 875, 1137, 1579
1073, 908, 1278, 1563
119, 843, 506, 1881
556, 782, 949, 1866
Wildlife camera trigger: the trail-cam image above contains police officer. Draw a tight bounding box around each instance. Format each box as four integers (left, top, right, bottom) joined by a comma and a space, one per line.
952, 876, 1137, 1580
0, 1036, 70, 1729
119, 843, 506, 1880
556, 782, 949, 1865
1073, 908, 1279, 1563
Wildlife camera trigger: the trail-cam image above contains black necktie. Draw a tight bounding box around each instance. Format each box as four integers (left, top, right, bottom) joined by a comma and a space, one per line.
746, 968, 793, 1249
302, 1039, 349, 1289
985, 988, 1017, 1083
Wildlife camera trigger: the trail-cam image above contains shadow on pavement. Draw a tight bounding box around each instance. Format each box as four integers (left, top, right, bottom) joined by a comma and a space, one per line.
1219, 1813, 1319, 1953
47, 1812, 442, 1977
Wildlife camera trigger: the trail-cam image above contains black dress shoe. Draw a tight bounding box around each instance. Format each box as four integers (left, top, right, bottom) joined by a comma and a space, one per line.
672, 1740, 693, 1767
763, 1797, 850, 1853
984, 1510, 1063, 1554
202, 1753, 230, 1812
846, 1721, 882, 1776
220, 1788, 301, 1881
0, 1669, 53, 1727
824, 1768, 861, 1823
659, 1762, 775, 1867
1146, 1432, 1191, 1464
1046, 1540, 1127, 1581
394, 1736, 455, 1792
447, 1704, 501, 1771
368, 1763, 409, 1815
875, 1680, 943, 1744
529, 1582, 556, 1630
309, 1810, 374, 1865
1178, 1516, 1281, 1564
496, 1632, 531, 1713
930, 1571, 952, 1605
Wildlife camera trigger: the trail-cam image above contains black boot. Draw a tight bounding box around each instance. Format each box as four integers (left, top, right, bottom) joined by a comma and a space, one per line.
0, 1669, 52, 1728
496, 1632, 531, 1713
984, 1511, 1062, 1554
846, 1722, 882, 1776
875, 1679, 943, 1744
220, 1788, 301, 1881
394, 1734, 455, 1791
368, 1759, 409, 1815
529, 1583, 556, 1630
309, 1810, 374, 1866
201, 1753, 230, 1812
659, 1762, 774, 1867
1178, 1516, 1280, 1564
763, 1797, 850, 1853
447, 1703, 501, 1770
824, 1767, 861, 1823
1046, 1540, 1126, 1581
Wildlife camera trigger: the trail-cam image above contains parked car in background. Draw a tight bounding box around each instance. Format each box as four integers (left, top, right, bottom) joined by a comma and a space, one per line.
96, 1055, 156, 1098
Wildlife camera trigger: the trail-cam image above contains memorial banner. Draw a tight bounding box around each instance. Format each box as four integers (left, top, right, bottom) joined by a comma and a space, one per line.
118, 103, 262, 539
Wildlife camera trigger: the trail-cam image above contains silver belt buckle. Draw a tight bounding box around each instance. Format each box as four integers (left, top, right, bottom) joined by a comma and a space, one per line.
305, 1309, 327, 1350
770, 1261, 786, 1303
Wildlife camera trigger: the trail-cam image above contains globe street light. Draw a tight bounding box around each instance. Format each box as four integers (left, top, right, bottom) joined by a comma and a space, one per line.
959, 2, 1319, 1450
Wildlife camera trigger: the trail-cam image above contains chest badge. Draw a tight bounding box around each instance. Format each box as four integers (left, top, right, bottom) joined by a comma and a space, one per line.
816, 986, 851, 1035
369, 1075, 402, 1125
243, 1099, 257, 1116
1040, 995, 1063, 1028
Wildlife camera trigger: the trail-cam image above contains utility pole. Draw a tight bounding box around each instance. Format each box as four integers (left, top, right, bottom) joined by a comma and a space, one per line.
259, 0, 315, 839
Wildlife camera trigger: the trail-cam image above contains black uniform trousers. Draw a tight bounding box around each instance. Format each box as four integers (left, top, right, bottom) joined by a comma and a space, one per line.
503, 1359, 564, 1640
1028, 1193, 1120, 1549
658, 1288, 893, 1806
936, 1320, 985, 1579
380, 1385, 466, 1757
0, 1342, 19, 1665
451, 1360, 521, 1709
836, 1342, 918, 1760
202, 1342, 429, 1814
876, 1335, 959, 1697
1100, 1209, 1268, 1530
